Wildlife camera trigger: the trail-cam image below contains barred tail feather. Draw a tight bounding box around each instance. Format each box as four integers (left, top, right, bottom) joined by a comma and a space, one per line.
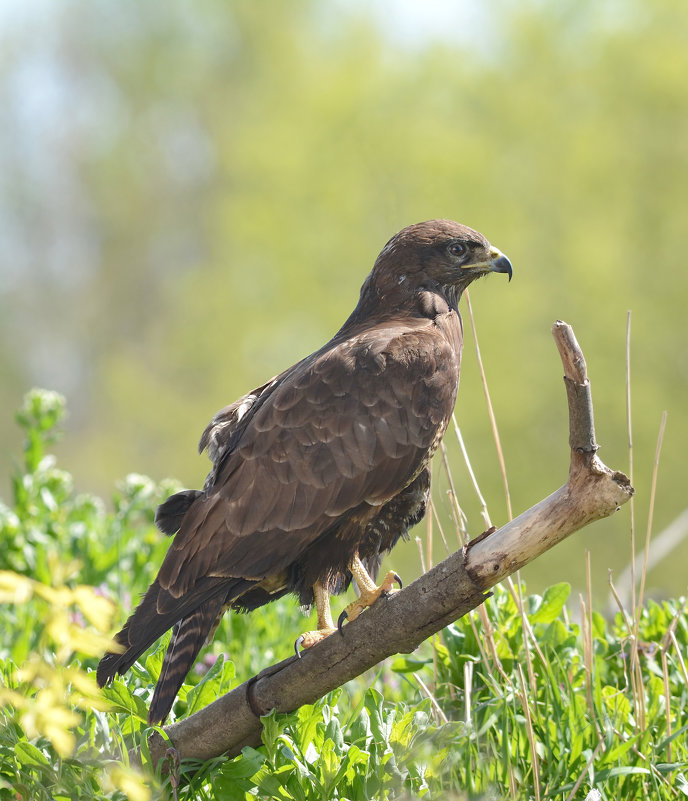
97, 580, 174, 687
147, 595, 225, 725
97, 576, 253, 692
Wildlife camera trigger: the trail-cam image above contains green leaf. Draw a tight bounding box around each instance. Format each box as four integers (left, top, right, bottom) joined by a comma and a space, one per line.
185, 654, 235, 717
255, 769, 292, 798
344, 743, 370, 773
325, 715, 344, 752
143, 640, 166, 683
294, 701, 322, 753
320, 738, 341, 788
349, 706, 372, 748
606, 766, 652, 777
101, 680, 149, 720
529, 582, 570, 624
591, 610, 607, 640
655, 723, 688, 754
390, 656, 431, 674
261, 709, 283, 757
218, 746, 266, 780
15, 741, 49, 767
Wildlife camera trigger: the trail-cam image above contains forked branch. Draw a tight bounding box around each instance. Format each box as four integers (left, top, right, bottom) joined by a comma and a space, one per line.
145, 320, 634, 767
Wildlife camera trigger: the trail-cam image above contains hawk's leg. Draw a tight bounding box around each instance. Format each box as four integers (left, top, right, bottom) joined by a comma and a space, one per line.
337, 554, 402, 633
294, 580, 337, 657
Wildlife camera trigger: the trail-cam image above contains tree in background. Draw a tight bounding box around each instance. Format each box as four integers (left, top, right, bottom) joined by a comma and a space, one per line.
0, 0, 686, 595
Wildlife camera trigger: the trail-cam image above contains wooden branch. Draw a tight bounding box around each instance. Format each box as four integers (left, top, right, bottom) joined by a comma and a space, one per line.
145, 320, 634, 767
465, 321, 633, 587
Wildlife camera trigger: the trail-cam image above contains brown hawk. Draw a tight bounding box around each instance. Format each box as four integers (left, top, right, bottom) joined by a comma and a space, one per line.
97, 219, 512, 724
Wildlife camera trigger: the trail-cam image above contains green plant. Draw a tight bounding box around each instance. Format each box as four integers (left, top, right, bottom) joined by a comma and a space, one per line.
1, 390, 686, 800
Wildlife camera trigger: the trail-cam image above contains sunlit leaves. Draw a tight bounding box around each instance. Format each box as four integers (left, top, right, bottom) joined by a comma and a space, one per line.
0, 571, 116, 757
528, 581, 571, 624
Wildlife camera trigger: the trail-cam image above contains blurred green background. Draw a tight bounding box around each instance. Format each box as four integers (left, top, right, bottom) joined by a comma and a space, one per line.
1, 0, 686, 601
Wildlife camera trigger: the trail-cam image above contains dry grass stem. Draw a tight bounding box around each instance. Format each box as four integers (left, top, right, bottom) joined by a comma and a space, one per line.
626, 311, 636, 613
607, 571, 633, 636
415, 536, 426, 575
415, 673, 448, 725
425, 475, 433, 569
463, 289, 513, 520
429, 498, 451, 556
509, 578, 543, 697
670, 630, 688, 688
609, 567, 646, 732
579, 593, 601, 742
469, 606, 507, 689
661, 648, 672, 762
637, 410, 668, 615
618, 509, 688, 605
463, 660, 473, 727
517, 662, 541, 801
452, 416, 492, 529
629, 410, 667, 732
662, 597, 688, 754
439, 441, 468, 545
564, 739, 605, 801
586, 550, 594, 647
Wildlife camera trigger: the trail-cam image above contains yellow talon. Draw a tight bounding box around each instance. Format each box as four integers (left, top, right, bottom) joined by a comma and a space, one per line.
295, 626, 337, 657
338, 559, 402, 634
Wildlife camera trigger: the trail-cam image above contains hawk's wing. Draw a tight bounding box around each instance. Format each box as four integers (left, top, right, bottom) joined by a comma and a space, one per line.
157, 318, 460, 599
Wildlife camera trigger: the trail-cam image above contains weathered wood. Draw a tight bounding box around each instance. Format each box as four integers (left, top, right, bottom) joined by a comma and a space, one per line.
148, 551, 488, 763
464, 453, 632, 588
145, 320, 634, 767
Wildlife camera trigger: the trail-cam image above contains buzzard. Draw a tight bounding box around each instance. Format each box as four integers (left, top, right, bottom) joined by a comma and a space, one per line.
97, 219, 512, 724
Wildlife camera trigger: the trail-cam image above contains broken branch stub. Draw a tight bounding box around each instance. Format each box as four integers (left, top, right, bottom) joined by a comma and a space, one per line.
554, 321, 598, 453
464, 321, 633, 589
144, 320, 634, 767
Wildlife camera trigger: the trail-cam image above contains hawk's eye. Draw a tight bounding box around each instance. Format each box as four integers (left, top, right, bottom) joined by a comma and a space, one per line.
447, 241, 468, 260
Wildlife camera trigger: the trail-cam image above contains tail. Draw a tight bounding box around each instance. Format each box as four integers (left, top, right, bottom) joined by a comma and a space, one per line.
97, 575, 254, 721
97, 578, 189, 686
147, 595, 226, 724
98, 488, 255, 723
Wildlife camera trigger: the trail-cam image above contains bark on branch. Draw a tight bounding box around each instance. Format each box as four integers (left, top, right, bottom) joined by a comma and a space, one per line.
146, 320, 634, 767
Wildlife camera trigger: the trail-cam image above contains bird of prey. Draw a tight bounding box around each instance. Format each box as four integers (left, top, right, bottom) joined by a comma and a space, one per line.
97, 219, 512, 724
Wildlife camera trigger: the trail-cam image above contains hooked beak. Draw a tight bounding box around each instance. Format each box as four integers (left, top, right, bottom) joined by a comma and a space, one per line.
488, 246, 513, 282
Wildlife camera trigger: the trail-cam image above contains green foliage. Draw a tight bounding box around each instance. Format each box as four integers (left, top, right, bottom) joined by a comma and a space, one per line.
0, 391, 162, 800
213, 690, 447, 800
2, 388, 178, 594
1, 390, 687, 799
429, 586, 688, 799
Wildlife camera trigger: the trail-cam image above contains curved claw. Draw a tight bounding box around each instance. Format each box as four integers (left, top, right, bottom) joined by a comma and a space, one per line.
294, 635, 305, 658
380, 572, 403, 598
337, 610, 348, 636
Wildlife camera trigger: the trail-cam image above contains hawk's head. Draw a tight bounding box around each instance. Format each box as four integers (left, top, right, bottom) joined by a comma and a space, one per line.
370, 219, 512, 302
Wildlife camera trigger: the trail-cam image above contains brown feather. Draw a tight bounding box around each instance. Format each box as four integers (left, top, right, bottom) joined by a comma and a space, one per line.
147, 594, 225, 725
